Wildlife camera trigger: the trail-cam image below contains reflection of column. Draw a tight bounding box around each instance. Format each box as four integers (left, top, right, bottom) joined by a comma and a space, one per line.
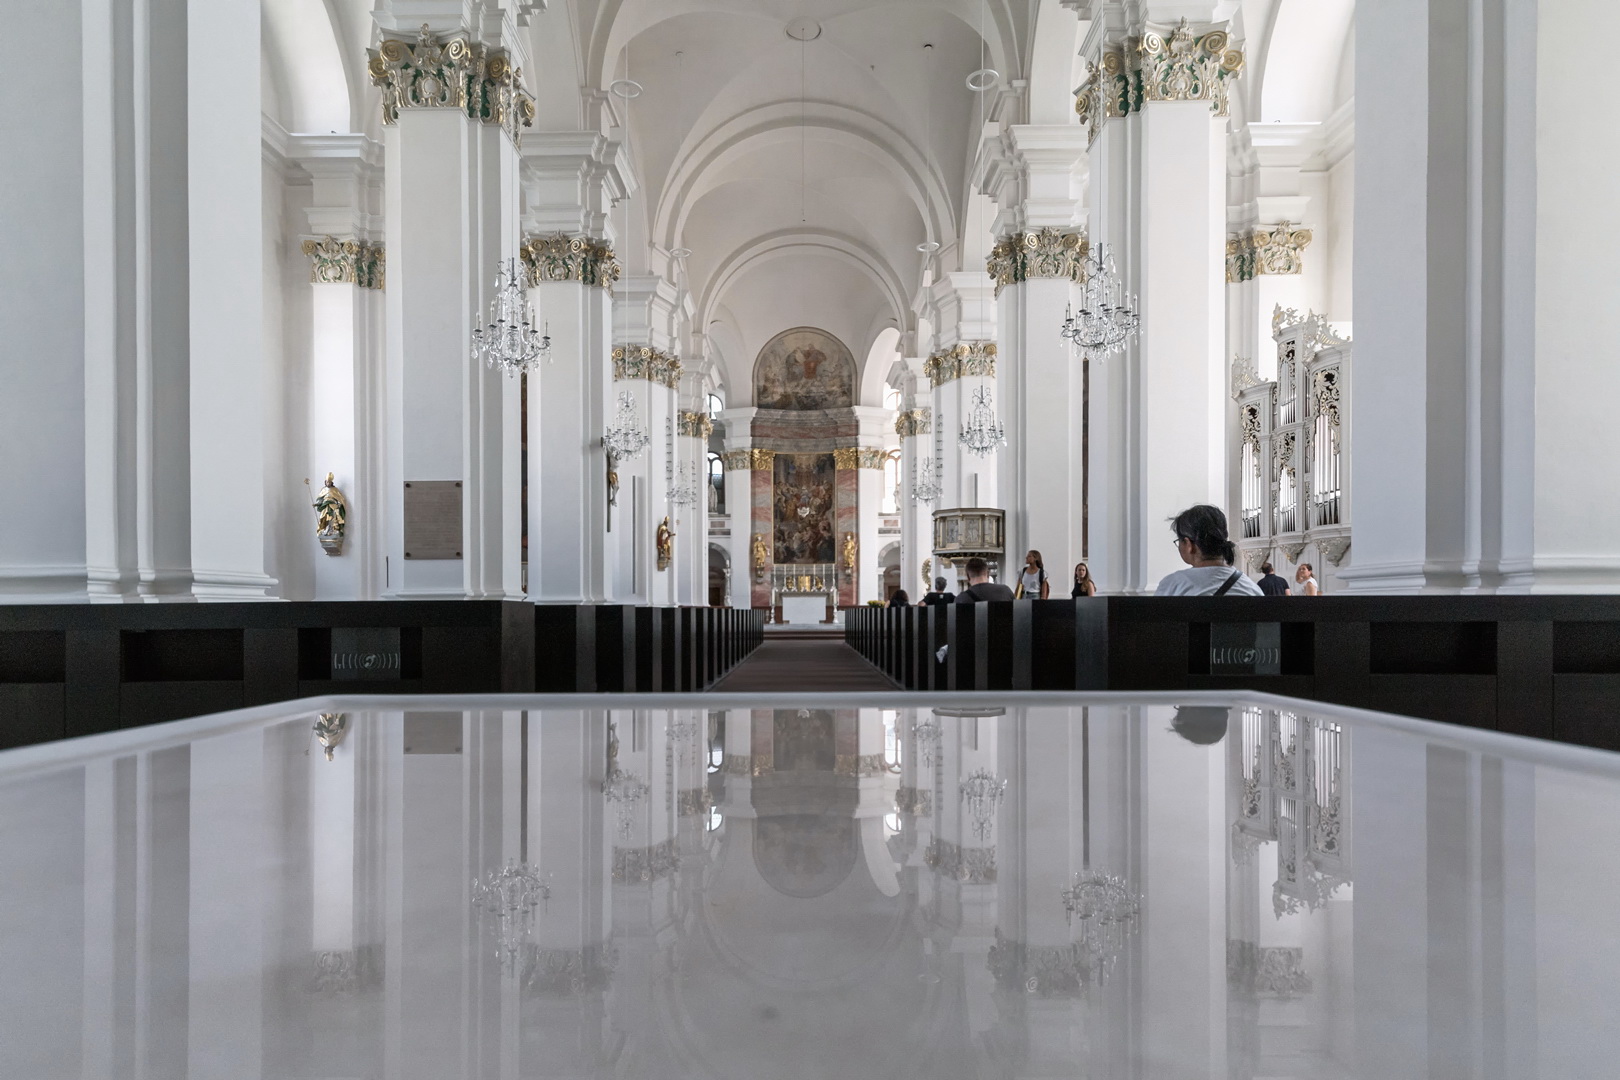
1138, 705, 1226, 1078
188, 731, 266, 1073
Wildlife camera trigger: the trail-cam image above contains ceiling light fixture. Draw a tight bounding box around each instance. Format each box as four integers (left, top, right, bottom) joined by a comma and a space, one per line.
785, 17, 822, 41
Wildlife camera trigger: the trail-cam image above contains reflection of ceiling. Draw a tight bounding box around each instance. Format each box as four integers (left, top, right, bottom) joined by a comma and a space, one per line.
753, 815, 857, 898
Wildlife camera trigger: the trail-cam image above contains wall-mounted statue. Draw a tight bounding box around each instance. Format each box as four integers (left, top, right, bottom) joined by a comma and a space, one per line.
656, 516, 675, 571
307, 473, 348, 556
843, 532, 858, 573
752, 532, 770, 582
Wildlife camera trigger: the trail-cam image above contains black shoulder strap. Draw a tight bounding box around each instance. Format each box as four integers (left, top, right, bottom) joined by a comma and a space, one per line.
1213, 571, 1241, 597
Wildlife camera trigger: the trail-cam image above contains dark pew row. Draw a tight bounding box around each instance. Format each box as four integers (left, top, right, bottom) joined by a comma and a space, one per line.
0, 602, 765, 749
847, 596, 1620, 751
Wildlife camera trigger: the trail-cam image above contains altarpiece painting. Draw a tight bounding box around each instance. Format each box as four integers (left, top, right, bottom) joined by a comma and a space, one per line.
772, 453, 835, 565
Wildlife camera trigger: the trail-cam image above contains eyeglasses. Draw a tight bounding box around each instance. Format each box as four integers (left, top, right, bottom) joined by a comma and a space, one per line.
1173, 536, 1192, 547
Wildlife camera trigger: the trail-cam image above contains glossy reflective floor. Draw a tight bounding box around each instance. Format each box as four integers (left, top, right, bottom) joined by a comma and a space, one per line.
2, 693, 1617, 1079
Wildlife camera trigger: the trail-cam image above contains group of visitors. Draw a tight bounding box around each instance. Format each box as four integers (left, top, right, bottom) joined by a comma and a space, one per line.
887, 504, 1322, 605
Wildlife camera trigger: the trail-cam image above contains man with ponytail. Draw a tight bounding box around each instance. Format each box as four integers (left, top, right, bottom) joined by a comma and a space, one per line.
1154, 505, 1264, 596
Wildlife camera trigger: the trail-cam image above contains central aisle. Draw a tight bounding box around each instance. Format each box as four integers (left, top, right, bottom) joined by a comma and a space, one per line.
710, 639, 898, 692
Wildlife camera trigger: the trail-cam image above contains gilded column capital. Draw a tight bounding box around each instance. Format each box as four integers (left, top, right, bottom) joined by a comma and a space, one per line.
612, 345, 682, 389
1227, 221, 1311, 282
1075, 20, 1244, 135
895, 408, 932, 437
986, 228, 1087, 295
520, 233, 621, 290
923, 342, 997, 388
721, 448, 774, 471
367, 24, 535, 145
300, 236, 385, 290
834, 447, 887, 470
676, 411, 713, 438
1136, 19, 1244, 115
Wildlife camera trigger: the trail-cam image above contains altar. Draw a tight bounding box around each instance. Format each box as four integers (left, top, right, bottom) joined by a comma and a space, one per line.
770, 564, 837, 624
780, 594, 831, 625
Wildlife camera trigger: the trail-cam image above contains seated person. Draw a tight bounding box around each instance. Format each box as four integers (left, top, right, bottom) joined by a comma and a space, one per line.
1155, 505, 1263, 596
920, 576, 955, 605
954, 557, 1015, 603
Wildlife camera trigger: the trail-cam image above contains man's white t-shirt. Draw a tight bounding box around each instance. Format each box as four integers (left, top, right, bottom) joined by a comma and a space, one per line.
1154, 566, 1265, 596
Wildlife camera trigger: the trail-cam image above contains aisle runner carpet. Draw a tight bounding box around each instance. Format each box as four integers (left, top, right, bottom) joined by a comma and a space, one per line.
709, 640, 897, 693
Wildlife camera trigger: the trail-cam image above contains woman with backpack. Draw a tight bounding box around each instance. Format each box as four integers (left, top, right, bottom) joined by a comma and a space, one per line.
1014, 549, 1050, 599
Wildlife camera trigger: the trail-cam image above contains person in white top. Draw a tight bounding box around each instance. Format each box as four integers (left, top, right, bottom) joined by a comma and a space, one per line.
1294, 562, 1321, 596
1154, 505, 1265, 596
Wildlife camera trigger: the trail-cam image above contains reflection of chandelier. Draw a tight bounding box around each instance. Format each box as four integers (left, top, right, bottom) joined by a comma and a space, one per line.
912, 456, 943, 504
1061, 870, 1141, 979
958, 386, 1006, 458
472, 861, 550, 974
667, 461, 701, 508
960, 768, 1007, 841
602, 390, 649, 462
912, 715, 943, 767
471, 258, 550, 376
1059, 243, 1139, 361
602, 765, 649, 841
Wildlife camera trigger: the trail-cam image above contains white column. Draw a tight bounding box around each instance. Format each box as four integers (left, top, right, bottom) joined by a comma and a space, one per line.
376, 20, 525, 600
520, 127, 631, 604
896, 357, 931, 595
718, 409, 761, 607
851, 407, 892, 604
187, 0, 276, 599
674, 394, 709, 606
1350, 0, 1620, 592
982, 127, 1090, 581
294, 139, 386, 601
528, 273, 612, 603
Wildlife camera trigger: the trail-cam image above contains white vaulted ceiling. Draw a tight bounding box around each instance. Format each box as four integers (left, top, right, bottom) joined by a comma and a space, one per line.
557, 0, 1032, 405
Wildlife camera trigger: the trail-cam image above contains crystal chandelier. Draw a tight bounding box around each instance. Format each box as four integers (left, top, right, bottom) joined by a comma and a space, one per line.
912, 714, 943, 767
959, 386, 1006, 458
602, 390, 650, 462
472, 861, 550, 974
667, 461, 701, 508
471, 258, 550, 376
1060, 870, 1141, 981
1059, 243, 1139, 361
911, 455, 943, 505
960, 767, 1007, 842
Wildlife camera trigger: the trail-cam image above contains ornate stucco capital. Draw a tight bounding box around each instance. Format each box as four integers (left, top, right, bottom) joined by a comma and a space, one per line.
832, 447, 887, 470
611, 345, 682, 389
895, 408, 932, 437
676, 411, 713, 438
923, 342, 998, 388
1076, 19, 1244, 134
368, 24, 535, 145
520, 233, 621, 290
1227, 221, 1311, 281
300, 236, 385, 290
986, 228, 1088, 295
721, 448, 774, 472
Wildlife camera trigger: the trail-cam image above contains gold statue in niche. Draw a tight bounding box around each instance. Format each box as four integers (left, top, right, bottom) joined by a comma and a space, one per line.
843, 532, 858, 572
752, 532, 770, 581
656, 516, 675, 571
306, 473, 348, 556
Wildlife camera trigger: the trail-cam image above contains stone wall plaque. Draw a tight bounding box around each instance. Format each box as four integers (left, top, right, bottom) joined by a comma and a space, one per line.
403, 480, 462, 559
1209, 622, 1282, 676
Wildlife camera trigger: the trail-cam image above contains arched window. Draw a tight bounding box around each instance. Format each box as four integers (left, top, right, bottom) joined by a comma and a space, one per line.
706, 452, 725, 515
881, 448, 902, 514
706, 392, 724, 420
883, 386, 902, 412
